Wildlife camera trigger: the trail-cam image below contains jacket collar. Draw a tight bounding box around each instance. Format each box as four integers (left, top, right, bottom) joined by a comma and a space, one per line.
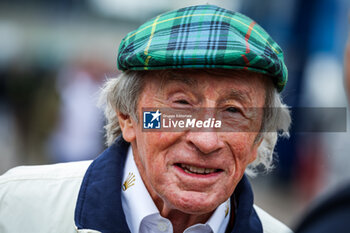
74, 136, 262, 233
231, 175, 263, 233
75, 137, 131, 233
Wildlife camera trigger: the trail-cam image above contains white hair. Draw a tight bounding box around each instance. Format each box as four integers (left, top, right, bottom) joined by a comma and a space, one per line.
98, 70, 291, 176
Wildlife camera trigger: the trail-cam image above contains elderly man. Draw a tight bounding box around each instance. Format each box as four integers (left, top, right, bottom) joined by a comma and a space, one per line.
0, 5, 291, 233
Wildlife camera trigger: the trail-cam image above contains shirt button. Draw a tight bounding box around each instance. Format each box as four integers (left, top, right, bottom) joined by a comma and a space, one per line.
157, 221, 168, 232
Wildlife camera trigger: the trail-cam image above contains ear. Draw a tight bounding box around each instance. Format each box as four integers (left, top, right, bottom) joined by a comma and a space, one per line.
117, 111, 136, 142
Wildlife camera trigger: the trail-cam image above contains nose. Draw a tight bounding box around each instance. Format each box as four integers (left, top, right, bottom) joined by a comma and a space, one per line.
186, 131, 223, 155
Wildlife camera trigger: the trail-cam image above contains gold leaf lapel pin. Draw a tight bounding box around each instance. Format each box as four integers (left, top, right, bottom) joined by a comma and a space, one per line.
122, 172, 136, 191
225, 200, 230, 217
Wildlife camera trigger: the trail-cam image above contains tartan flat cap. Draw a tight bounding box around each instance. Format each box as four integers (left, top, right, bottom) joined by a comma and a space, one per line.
117, 4, 288, 92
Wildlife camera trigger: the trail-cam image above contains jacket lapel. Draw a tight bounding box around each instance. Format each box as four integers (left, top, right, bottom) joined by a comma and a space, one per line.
230, 175, 263, 233
75, 137, 131, 233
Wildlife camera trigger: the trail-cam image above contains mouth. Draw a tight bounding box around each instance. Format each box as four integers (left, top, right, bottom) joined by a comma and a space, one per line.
175, 163, 223, 176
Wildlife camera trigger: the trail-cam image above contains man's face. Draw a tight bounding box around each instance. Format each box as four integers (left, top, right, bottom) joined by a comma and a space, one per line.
122, 70, 266, 214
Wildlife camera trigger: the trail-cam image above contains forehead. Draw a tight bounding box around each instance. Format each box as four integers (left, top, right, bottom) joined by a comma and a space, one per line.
142, 69, 268, 100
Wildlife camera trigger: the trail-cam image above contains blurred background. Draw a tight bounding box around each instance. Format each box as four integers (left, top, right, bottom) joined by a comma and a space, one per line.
0, 0, 349, 230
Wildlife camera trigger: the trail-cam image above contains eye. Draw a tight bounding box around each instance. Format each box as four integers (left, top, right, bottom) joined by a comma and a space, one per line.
226, 107, 239, 113
175, 99, 190, 105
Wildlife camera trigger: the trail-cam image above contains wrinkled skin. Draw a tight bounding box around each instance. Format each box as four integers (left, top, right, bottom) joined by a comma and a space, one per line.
118, 70, 266, 233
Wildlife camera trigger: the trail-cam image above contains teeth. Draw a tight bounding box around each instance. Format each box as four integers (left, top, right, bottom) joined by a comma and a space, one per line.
180, 164, 217, 174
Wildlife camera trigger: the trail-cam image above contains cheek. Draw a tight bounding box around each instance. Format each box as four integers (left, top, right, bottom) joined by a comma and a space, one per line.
225, 133, 258, 174
137, 130, 183, 149
135, 131, 185, 175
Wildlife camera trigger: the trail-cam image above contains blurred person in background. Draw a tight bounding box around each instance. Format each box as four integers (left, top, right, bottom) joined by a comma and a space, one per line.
294, 28, 350, 233
0, 5, 293, 233
294, 183, 350, 233
0, 65, 60, 170
347, 28, 350, 102
47, 59, 106, 162
239, 1, 350, 228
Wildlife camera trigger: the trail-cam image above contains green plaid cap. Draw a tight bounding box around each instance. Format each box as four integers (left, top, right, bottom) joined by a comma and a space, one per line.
117, 5, 288, 92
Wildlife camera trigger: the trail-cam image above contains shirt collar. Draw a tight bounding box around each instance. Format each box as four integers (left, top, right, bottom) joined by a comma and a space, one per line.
121, 146, 159, 233
121, 146, 230, 233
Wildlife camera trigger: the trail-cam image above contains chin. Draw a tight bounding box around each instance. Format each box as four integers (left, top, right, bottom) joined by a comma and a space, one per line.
167, 191, 223, 214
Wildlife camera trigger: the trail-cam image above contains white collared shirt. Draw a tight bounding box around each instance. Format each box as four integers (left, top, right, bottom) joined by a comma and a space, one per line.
121, 147, 230, 233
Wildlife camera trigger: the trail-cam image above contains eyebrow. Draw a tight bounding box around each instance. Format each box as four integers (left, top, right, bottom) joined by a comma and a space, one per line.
161, 73, 198, 88
219, 89, 252, 105
158, 72, 254, 104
